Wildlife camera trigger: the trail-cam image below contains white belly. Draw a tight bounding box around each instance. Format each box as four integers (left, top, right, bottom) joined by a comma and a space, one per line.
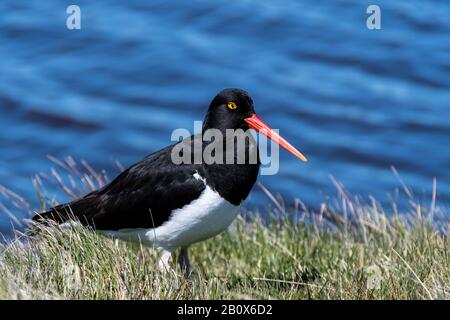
100, 185, 240, 252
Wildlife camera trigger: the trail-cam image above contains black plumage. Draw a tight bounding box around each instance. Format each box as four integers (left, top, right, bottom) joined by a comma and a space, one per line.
33, 88, 260, 230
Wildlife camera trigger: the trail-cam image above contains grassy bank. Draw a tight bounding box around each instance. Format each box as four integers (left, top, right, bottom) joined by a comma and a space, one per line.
0, 159, 448, 299
0, 204, 448, 299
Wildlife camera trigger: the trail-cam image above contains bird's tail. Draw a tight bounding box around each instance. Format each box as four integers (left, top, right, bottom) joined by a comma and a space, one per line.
32, 205, 72, 225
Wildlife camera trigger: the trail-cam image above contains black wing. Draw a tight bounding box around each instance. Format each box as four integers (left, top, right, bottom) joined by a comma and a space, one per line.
33, 144, 206, 230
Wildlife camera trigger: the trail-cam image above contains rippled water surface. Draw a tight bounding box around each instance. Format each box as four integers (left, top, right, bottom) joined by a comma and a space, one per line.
1, 1, 450, 231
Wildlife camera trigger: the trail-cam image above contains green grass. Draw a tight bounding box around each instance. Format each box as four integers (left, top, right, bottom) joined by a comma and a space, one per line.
0, 159, 448, 299
0, 206, 448, 299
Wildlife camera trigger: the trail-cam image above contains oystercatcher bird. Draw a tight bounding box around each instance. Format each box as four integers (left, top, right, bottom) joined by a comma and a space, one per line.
33, 88, 307, 277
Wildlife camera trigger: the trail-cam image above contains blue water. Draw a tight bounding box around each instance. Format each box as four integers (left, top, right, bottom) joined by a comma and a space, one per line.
1, 1, 450, 232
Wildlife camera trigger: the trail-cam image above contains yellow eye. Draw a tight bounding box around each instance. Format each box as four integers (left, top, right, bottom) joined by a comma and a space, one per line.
227, 102, 237, 110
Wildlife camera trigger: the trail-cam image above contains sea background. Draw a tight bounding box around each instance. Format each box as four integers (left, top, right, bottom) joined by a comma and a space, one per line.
1, 1, 449, 234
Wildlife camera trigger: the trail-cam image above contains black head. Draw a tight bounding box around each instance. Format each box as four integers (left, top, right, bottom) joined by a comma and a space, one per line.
202, 88, 308, 162
203, 88, 256, 132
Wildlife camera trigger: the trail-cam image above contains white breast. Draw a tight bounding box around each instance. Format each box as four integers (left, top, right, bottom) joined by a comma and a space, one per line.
100, 175, 240, 252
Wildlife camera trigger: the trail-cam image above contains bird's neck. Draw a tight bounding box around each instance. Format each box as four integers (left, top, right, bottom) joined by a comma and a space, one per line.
203, 162, 259, 206
201, 133, 260, 206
